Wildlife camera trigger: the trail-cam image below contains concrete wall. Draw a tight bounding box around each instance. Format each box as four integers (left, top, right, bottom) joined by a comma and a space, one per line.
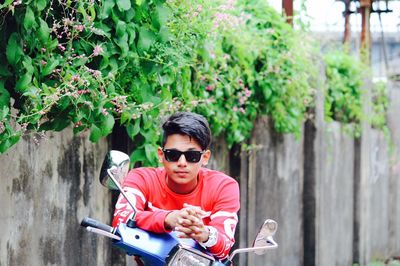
369, 129, 390, 260
388, 83, 400, 258
0, 128, 111, 266
315, 122, 355, 266
244, 117, 304, 266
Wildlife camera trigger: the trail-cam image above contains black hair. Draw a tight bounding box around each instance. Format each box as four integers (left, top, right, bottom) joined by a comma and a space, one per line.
162, 112, 211, 150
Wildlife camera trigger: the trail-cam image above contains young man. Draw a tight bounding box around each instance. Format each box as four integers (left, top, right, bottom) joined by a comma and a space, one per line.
112, 112, 240, 260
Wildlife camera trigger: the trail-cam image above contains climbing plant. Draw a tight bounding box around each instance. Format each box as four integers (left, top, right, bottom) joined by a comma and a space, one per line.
0, 0, 388, 165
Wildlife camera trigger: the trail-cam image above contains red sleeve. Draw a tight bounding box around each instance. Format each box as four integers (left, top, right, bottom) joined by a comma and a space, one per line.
204, 178, 240, 260
111, 168, 171, 233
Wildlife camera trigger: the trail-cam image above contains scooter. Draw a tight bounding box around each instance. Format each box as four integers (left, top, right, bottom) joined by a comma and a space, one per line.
81, 150, 278, 265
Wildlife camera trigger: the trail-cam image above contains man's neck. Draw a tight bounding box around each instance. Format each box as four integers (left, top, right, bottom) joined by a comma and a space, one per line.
166, 176, 198, 194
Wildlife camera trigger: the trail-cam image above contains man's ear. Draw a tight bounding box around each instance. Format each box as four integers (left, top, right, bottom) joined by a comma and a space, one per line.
157, 147, 164, 163
202, 150, 211, 166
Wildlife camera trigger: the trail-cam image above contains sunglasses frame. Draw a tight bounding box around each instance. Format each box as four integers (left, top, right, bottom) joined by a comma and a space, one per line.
162, 149, 205, 163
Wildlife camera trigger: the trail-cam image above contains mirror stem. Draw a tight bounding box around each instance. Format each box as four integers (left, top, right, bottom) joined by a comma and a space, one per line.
107, 169, 138, 220
228, 237, 278, 261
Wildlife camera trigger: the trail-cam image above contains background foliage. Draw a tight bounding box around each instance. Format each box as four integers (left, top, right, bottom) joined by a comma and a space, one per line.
0, 0, 388, 165
324, 49, 389, 137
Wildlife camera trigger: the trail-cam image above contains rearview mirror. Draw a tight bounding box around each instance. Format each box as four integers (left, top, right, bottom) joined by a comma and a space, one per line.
99, 150, 138, 221
99, 150, 130, 190
253, 219, 278, 255
229, 219, 278, 261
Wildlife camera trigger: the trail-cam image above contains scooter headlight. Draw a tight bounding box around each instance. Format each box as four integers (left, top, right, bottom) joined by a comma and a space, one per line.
167, 245, 214, 266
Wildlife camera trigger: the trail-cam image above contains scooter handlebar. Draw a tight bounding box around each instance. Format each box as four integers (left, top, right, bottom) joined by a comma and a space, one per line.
81, 217, 114, 233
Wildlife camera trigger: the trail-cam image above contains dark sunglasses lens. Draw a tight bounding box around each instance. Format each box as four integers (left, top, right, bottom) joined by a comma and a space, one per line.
184, 151, 202, 163
163, 150, 203, 163
164, 150, 181, 162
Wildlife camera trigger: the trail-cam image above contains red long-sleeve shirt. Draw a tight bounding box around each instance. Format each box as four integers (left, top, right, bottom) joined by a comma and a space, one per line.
112, 167, 240, 260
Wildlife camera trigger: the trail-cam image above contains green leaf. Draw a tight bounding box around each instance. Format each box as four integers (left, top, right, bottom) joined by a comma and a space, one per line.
22, 57, 34, 75
136, 0, 143, 5
6, 33, 23, 66
115, 35, 129, 57
144, 143, 156, 162
152, 5, 170, 30
116, 21, 127, 38
23, 7, 36, 30
140, 127, 159, 143
89, 124, 102, 142
38, 18, 50, 43
0, 81, 10, 108
160, 86, 172, 100
126, 118, 141, 138
0, 106, 9, 120
116, 0, 131, 11
130, 148, 146, 164
120, 111, 130, 124
0, 134, 20, 153
156, 5, 170, 25
137, 27, 156, 52
126, 23, 137, 46
42, 59, 59, 77
35, 0, 47, 11
47, 39, 59, 51
99, 0, 115, 19
92, 24, 111, 37
101, 114, 115, 135
158, 26, 171, 43
52, 117, 71, 131
15, 73, 32, 92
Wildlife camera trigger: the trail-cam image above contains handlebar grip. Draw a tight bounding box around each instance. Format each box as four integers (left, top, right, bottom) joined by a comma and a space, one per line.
81, 217, 114, 233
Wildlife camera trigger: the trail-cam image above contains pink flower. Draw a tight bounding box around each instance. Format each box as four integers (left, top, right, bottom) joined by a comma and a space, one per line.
244, 88, 252, 97
206, 85, 214, 91
93, 45, 103, 56
57, 44, 66, 51
74, 24, 85, 32
232, 106, 238, 112
72, 75, 80, 82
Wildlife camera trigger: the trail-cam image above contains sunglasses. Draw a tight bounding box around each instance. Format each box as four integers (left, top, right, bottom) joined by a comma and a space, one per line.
162, 149, 205, 163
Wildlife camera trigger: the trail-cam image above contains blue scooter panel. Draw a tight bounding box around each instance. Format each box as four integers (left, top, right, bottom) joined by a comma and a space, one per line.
114, 224, 217, 265
114, 224, 179, 265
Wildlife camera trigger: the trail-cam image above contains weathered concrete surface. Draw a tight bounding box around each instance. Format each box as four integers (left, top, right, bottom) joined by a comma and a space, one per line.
314, 122, 355, 266
388, 83, 400, 257
245, 116, 304, 266
0, 128, 111, 266
368, 129, 390, 260
353, 79, 374, 266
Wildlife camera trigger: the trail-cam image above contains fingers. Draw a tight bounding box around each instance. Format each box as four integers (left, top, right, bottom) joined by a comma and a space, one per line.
178, 208, 202, 226
172, 205, 210, 243
183, 203, 207, 218
175, 224, 208, 242
166, 204, 206, 231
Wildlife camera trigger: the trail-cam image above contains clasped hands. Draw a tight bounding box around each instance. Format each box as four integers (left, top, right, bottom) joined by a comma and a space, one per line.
164, 203, 209, 243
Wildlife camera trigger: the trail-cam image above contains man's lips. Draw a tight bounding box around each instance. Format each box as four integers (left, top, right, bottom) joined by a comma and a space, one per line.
174, 170, 189, 176
175, 170, 189, 174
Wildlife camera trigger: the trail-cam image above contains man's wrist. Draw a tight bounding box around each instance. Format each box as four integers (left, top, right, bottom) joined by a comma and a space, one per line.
164, 210, 175, 231
200, 226, 218, 248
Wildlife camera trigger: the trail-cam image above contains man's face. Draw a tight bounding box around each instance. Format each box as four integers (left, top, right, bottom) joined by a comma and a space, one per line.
158, 134, 210, 194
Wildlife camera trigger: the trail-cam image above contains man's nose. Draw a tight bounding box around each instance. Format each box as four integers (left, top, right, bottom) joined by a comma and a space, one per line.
177, 154, 188, 166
